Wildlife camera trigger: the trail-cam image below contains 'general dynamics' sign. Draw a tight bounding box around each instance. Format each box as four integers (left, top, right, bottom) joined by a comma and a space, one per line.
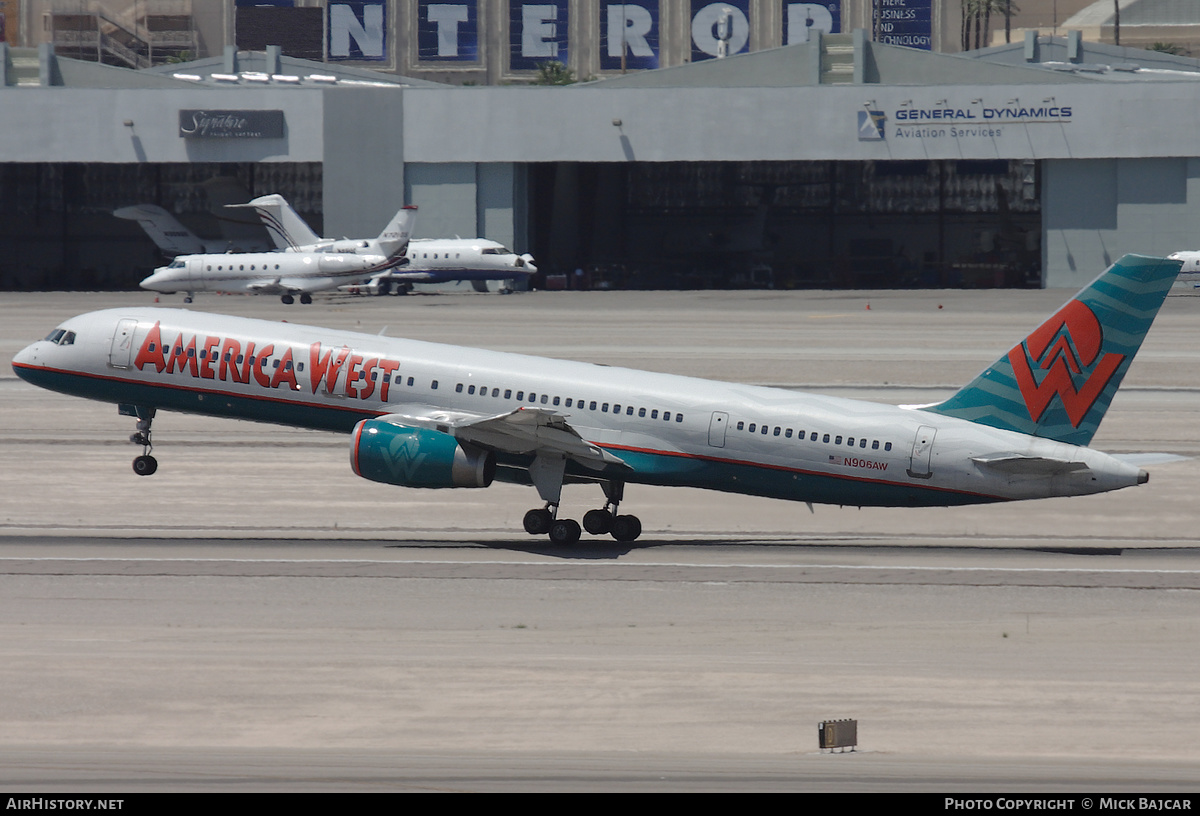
858, 102, 1074, 142
179, 110, 285, 139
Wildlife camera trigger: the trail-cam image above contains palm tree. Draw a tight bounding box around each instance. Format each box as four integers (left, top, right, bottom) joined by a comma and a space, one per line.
961, 0, 1018, 51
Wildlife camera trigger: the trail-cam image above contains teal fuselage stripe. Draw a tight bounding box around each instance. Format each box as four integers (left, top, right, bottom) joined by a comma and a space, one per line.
20, 365, 997, 509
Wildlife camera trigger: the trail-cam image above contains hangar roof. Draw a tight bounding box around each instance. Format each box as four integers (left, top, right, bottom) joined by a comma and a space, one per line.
142, 47, 450, 89
1, 44, 192, 88
966, 32, 1200, 80
0, 43, 448, 90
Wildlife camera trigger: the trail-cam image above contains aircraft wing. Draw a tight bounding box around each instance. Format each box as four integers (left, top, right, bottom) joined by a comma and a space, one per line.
372, 269, 442, 283
245, 278, 339, 295
244, 278, 287, 295
376, 405, 628, 470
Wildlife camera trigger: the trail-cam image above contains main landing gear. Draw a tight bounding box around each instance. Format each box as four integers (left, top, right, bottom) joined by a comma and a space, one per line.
522, 503, 642, 545
521, 464, 641, 545
281, 293, 314, 305
122, 405, 158, 476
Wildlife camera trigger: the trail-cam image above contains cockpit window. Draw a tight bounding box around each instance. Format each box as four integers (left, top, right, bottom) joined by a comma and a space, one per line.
43, 329, 75, 345
481, 247, 514, 256
168, 259, 185, 269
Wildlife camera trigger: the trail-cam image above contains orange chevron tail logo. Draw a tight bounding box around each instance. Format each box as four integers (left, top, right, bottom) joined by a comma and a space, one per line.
1008, 300, 1125, 428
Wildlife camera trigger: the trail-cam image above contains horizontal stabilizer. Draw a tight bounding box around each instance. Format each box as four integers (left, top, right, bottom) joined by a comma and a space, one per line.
1111, 452, 1190, 467
971, 454, 1089, 476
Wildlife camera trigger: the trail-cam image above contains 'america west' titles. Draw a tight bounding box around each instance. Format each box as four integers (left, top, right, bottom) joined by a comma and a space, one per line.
132, 322, 401, 401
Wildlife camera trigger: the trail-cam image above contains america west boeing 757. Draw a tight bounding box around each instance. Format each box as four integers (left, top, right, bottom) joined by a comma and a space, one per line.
11, 255, 1181, 544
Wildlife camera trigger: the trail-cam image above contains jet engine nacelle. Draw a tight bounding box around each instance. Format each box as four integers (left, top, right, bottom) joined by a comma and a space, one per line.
333, 239, 372, 255
350, 419, 495, 489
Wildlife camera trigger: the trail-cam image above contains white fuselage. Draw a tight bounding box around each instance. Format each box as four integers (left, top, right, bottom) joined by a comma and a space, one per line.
385, 239, 536, 284
140, 251, 396, 297
1167, 251, 1200, 281
12, 308, 1146, 509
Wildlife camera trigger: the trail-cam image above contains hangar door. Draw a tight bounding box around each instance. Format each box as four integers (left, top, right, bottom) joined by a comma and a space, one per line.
527, 159, 1040, 290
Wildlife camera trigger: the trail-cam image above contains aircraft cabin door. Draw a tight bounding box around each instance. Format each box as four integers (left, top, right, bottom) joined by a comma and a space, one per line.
188, 257, 202, 281
108, 318, 139, 369
907, 425, 937, 479
708, 412, 729, 448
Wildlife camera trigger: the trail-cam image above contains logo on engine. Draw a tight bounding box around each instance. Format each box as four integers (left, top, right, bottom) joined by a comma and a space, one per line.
383, 432, 427, 482
1008, 300, 1125, 428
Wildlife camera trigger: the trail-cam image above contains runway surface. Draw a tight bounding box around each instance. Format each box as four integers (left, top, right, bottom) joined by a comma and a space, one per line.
2, 289, 1198, 791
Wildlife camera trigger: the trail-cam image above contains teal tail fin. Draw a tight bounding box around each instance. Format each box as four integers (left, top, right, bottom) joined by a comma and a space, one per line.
922, 254, 1181, 446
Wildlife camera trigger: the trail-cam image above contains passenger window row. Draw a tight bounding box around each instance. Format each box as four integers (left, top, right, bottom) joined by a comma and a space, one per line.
453, 382, 684, 423
734, 420, 893, 452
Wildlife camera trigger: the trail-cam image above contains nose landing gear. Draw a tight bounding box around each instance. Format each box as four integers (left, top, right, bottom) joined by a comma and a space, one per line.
121, 404, 158, 476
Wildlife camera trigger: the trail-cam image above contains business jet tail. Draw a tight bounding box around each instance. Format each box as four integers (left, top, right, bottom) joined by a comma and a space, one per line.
376, 206, 418, 261
228, 194, 322, 250
113, 204, 206, 257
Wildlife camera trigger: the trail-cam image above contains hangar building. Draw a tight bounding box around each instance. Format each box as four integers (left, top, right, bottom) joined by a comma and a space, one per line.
2, 30, 1200, 290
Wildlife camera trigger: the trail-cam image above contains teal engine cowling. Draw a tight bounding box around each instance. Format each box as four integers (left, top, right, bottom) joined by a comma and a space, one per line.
351, 419, 495, 488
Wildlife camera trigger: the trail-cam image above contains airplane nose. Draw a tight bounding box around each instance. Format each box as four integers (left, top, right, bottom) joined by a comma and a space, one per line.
11, 342, 40, 378
140, 270, 169, 291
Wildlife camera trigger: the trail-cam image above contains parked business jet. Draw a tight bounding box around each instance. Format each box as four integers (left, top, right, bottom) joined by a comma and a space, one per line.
1167, 250, 1200, 283
232, 194, 536, 293
114, 204, 273, 256
12, 255, 1180, 545
138, 206, 416, 305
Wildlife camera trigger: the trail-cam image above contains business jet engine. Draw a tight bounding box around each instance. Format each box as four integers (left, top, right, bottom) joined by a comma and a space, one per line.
350, 419, 495, 489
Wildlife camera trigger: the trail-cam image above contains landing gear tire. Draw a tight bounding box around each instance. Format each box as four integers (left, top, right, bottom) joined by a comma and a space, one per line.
548, 518, 582, 546
125, 408, 158, 476
281, 294, 295, 305
300, 293, 312, 305
132, 455, 158, 476
611, 514, 642, 543
523, 508, 554, 535
583, 509, 613, 535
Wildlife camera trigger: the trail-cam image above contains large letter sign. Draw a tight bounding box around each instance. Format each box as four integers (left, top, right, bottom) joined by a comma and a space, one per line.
510, 2, 569, 70
418, 2, 478, 61
601, 3, 659, 71
329, 2, 386, 60
691, 1, 750, 61
784, 3, 839, 44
